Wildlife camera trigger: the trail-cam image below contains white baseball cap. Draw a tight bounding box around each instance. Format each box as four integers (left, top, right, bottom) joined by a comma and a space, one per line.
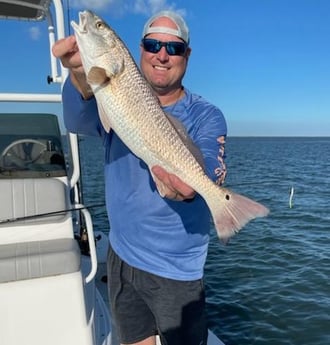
142, 10, 190, 44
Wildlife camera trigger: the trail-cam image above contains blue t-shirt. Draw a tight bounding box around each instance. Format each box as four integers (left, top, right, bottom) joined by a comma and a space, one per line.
63, 78, 227, 281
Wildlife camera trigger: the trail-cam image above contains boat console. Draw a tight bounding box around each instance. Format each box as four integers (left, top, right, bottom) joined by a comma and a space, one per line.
0, 1, 106, 344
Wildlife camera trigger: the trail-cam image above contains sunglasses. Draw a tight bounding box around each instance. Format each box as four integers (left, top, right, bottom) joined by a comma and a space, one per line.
141, 38, 188, 56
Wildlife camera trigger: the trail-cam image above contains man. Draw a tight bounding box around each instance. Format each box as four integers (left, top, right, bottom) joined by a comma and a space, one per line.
53, 10, 227, 345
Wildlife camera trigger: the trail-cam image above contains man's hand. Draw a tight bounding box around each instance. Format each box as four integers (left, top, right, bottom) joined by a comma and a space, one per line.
52, 36, 93, 99
151, 166, 196, 201
52, 36, 82, 71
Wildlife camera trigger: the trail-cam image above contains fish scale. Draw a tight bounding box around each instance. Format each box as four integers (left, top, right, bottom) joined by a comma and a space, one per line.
71, 10, 269, 242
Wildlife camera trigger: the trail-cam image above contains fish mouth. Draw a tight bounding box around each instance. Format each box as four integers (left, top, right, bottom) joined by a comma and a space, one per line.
71, 10, 91, 34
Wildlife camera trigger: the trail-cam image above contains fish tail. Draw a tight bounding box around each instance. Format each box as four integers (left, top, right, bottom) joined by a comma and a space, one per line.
208, 188, 269, 244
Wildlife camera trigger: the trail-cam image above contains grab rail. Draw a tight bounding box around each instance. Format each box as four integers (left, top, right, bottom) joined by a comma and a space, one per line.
76, 203, 98, 283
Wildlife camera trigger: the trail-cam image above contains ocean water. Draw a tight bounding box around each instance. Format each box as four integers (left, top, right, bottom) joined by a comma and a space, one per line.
78, 136, 330, 345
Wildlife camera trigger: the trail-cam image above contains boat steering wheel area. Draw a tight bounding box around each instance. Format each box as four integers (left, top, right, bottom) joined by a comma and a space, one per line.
1, 138, 47, 168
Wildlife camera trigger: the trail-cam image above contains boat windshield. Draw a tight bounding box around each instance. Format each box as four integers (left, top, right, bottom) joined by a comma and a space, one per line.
0, 113, 66, 178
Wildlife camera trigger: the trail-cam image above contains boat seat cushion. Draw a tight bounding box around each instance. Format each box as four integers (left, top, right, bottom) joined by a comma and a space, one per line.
0, 238, 80, 283
0, 178, 68, 224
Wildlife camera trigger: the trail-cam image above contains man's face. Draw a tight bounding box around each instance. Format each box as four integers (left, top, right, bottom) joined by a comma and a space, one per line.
140, 17, 191, 95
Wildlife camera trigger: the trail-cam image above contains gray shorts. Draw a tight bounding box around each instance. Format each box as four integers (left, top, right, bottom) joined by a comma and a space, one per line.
107, 245, 208, 345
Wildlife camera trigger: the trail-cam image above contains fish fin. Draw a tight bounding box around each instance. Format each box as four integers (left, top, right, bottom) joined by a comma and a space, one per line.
97, 101, 112, 132
210, 188, 269, 244
87, 66, 110, 85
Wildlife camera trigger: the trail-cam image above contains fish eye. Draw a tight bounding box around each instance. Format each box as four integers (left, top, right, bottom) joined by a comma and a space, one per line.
95, 20, 105, 30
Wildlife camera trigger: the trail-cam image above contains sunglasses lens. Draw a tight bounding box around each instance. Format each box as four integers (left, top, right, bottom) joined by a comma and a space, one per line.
142, 39, 161, 53
142, 39, 187, 56
167, 42, 186, 55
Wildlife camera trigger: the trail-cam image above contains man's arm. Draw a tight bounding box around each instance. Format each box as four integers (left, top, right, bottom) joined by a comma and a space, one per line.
52, 36, 103, 136
52, 36, 93, 99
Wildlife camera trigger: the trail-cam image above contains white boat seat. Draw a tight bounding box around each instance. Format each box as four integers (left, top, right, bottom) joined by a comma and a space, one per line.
0, 178, 67, 223
0, 238, 80, 284
0, 237, 95, 345
0, 178, 74, 244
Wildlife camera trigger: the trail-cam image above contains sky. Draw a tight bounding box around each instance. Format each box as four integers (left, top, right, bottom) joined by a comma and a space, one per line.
0, 0, 329, 136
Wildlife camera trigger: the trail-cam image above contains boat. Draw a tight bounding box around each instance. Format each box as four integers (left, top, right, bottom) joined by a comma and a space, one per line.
0, 1, 225, 344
